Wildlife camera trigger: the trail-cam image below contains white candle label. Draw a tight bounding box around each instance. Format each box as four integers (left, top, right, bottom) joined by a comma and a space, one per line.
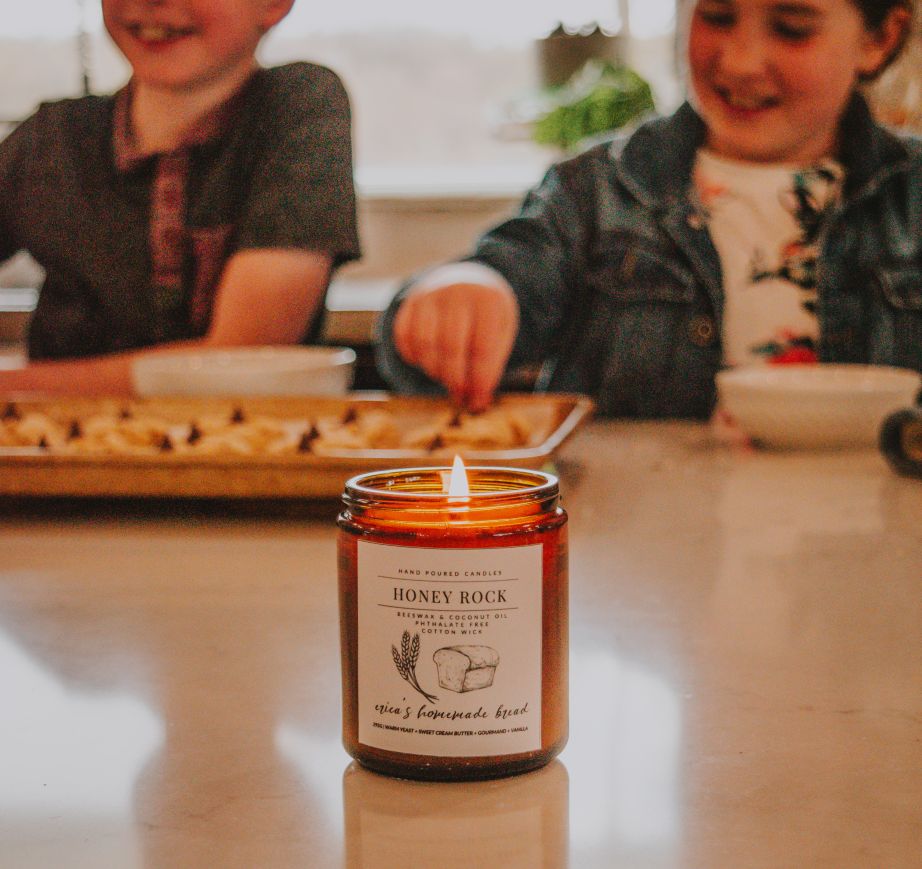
357, 540, 543, 757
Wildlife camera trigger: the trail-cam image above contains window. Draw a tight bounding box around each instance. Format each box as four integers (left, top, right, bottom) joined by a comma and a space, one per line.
2, 1, 680, 184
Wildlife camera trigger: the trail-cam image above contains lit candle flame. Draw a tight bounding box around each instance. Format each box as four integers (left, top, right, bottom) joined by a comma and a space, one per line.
445, 454, 470, 497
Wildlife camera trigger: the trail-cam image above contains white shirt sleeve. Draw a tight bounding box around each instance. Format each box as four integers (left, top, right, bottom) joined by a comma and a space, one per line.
410, 261, 514, 294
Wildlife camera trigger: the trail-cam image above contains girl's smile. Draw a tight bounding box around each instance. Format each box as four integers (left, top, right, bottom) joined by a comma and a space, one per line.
712, 85, 780, 112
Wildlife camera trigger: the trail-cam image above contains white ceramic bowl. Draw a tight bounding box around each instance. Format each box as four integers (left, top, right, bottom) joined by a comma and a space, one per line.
716, 364, 921, 449
132, 346, 356, 397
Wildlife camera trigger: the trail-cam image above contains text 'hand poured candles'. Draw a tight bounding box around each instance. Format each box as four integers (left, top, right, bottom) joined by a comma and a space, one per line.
337, 459, 568, 780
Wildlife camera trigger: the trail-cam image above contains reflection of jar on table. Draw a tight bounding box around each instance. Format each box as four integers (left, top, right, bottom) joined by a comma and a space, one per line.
342, 760, 569, 869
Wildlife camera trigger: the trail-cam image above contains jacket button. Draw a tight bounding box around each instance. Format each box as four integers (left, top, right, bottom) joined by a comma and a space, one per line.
688, 314, 716, 347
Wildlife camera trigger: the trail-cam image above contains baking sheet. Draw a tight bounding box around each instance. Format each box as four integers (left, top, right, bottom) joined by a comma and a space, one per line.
0, 392, 593, 498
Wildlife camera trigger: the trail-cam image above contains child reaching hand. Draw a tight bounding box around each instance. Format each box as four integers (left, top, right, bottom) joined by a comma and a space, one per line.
377, 0, 920, 417
0, 0, 359, 395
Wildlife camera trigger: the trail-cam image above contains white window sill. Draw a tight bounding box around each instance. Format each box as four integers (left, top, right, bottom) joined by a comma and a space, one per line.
355, 164, 542, 205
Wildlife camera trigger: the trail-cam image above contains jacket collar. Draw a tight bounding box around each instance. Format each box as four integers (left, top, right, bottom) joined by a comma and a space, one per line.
836, 91, 913, 197
613, 101, 705, 211
613, 93, 912, 208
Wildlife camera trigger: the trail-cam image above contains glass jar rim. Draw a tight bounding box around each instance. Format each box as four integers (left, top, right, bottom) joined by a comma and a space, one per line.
343, 465, 559, 504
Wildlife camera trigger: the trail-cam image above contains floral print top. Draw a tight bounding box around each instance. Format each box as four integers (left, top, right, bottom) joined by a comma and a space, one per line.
694, 150, 844, 366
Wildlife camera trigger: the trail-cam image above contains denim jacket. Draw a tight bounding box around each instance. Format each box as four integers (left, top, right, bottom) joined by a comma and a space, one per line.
377, 95, 922, 418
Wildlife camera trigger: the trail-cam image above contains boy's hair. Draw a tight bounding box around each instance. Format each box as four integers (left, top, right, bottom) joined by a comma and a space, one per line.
853, 0, 914, 79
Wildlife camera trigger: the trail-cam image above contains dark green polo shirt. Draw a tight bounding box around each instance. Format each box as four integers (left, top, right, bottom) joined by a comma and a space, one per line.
0, 62, 360, 359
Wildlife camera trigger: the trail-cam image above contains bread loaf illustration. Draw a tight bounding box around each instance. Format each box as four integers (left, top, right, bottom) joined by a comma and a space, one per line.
433, 645, 500, 692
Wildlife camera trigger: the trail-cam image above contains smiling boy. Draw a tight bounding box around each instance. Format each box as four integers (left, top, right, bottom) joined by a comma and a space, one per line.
0, 0, 359, 395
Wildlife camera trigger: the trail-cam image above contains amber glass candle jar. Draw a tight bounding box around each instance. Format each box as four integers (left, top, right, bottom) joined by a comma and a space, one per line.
338, 465, 568, 781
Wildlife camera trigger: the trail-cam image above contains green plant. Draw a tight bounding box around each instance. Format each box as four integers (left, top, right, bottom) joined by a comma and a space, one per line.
532, 60, 655, 151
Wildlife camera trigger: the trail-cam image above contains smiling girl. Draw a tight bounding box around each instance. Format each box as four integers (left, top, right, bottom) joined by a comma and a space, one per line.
378, 0, 920, 417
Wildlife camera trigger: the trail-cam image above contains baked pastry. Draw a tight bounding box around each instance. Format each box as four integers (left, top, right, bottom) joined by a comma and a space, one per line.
0, 401, 538, 457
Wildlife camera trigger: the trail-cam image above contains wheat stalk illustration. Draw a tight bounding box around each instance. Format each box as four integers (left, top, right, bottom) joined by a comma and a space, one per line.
391, 630, 437, 702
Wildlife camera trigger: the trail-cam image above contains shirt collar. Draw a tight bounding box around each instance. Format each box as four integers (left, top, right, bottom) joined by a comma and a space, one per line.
112, 72, 256, 173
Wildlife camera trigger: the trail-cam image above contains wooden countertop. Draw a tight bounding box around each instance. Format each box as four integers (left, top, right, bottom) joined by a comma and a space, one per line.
323, 277, 399, 346
0, 280, 397, 349
1, 420, 920, 867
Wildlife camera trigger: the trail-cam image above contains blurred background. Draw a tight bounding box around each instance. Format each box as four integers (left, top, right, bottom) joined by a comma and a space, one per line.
2, 0, 921, 379
0, 0, 679, 177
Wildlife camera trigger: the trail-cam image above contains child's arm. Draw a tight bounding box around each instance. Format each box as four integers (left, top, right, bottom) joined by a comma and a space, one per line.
0, 247, 332, 396
379, 158, 591, 408
204, 247, 332, 345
